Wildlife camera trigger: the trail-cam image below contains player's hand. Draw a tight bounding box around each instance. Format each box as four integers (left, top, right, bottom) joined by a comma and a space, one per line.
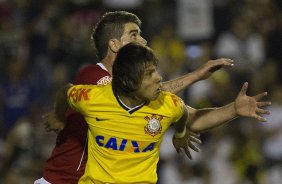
234, 82, 271, 121
42, 109, 65, 133
172, 129, 201, 159
195, 58, 234, 80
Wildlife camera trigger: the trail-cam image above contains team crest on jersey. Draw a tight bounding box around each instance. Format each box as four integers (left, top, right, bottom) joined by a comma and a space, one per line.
144, 115, 163, 137
97, 76, 112, 85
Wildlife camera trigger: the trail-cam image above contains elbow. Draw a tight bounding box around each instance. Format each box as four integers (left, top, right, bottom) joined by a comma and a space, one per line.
189, 124, 202, 133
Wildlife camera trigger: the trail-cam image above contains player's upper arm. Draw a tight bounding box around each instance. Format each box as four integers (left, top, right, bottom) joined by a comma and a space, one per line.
186, 105, 197, 128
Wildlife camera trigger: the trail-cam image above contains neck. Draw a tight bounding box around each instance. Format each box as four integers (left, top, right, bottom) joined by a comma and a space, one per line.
101, 59, 113, 75
117, 94, 146, 108
101, 51, 117, 76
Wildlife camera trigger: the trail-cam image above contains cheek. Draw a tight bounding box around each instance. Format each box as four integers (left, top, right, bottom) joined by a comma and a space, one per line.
144, 84, 155, 95
139, 83, 152, 94
121, 40, 130, 47
120, 37, 132, 46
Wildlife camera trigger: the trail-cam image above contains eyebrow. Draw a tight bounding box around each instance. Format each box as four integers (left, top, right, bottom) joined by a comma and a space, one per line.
128, 29, 141, 34
144, 67, 156, 74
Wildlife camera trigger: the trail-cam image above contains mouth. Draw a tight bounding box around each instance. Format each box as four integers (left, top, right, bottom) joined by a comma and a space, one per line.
156, 87, 162, 93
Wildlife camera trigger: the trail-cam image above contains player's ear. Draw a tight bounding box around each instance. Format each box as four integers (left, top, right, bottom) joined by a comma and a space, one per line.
109, 39, 121, 53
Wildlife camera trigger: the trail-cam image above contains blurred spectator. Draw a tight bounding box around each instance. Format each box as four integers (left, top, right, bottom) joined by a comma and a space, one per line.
137, 0, 176, 39
260, 85, 282, 184
176, 0, 214, 42
214, 15, 265, 90
0, 58, 39, 138
265, 12, 282, 84
159, 127, 207, 184
151, 23, 187, 81
251, 61, 278, 94
103, 0, 143, 10
0, 118, 43, 184
206, 128, 238, 184
230, 124, 264, 184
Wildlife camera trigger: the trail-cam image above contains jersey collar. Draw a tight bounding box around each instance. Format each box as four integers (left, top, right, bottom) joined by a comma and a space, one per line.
116, 95, 145, 114
96, 63, 108, 72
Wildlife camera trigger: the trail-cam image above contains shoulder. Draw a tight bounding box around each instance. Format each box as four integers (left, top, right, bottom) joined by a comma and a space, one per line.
74, 64, 111, 85
152, 91, 185, 110
148, 91, 185, 122
68, 84, 111, 103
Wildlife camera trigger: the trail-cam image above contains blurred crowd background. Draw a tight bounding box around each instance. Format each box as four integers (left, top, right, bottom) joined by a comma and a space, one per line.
0, 0, 281, 183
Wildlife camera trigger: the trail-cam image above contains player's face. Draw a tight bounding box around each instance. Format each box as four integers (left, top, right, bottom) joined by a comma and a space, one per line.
119, 23, 147, 47
135, 63, 162, 101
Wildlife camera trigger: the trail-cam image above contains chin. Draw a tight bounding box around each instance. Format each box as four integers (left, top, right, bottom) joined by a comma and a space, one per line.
151, 94, 160, 101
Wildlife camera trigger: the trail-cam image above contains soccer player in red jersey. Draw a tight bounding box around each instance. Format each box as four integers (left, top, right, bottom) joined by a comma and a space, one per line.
35, 11, 234, 184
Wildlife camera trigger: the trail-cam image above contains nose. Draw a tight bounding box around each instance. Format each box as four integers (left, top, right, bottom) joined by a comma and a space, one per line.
141, 37, 147, 46
156, 71, 162, 83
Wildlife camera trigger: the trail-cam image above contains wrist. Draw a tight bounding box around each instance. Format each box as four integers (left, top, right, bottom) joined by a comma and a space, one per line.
191, 70, 202, 82
174, 128, 186, 138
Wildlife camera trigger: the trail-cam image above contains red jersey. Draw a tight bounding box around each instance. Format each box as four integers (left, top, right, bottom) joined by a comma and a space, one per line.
43, 63, 112, 184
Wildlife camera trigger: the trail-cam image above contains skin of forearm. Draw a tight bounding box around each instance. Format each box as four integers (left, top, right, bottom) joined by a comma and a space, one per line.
189, 102, 238, 132
54, 83, 73, 123
161, 71, 200, 94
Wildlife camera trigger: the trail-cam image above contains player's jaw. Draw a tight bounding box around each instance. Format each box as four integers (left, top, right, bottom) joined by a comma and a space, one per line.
153, 84, 162, 99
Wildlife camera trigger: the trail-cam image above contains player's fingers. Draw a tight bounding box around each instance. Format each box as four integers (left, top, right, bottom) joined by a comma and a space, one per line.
212, 58, 234, 66
253, 92, 268, 101
188, 131, 200, 137
219, 58, 234, 66
172, 140, 180, 154
188, 142, 200, 152
189, 136, 202, 144
175, 147, 180, 154
253, 114, 267, 122
184, 148, 192, 160
239, 82, 248, 96
257, 101, 271, 107
256, 108, 270, 115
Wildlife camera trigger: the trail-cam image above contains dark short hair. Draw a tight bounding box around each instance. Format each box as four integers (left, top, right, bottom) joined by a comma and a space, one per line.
91, 11, 142, 60
112, 42, 158, 96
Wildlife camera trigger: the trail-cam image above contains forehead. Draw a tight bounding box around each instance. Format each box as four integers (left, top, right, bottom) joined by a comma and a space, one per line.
144, 63, 157, 72
123, 22, 141, 34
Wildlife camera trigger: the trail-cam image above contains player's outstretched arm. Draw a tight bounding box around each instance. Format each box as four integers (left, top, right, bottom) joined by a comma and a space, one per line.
188, 82, 271, 132
173, 82, 271, 159
42, 83, 73, 133
161, 58, 234, 94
